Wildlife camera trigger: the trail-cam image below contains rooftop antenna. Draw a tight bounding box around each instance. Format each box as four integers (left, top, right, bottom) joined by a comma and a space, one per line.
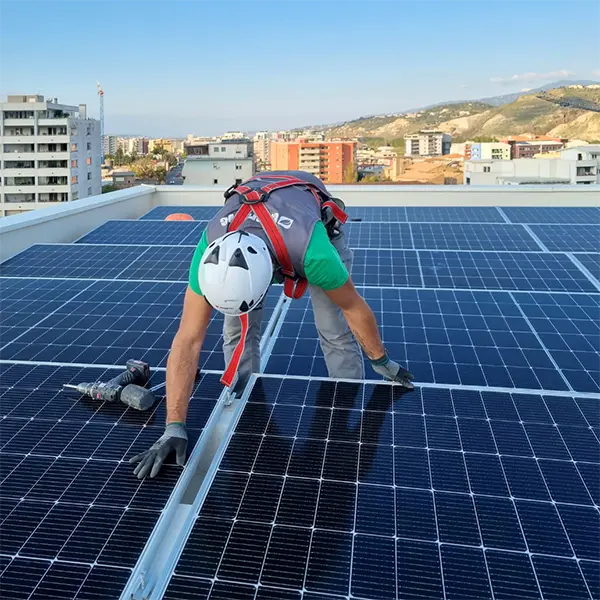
97, 81, 104, 164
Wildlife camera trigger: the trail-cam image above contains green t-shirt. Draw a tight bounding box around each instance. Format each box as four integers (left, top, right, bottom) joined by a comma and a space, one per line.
188, 221, 349, 295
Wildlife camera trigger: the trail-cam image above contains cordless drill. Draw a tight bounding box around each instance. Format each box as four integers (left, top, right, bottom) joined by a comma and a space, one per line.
63, 359, 157, 411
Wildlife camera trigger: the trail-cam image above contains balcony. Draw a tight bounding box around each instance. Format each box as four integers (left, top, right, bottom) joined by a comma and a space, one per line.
3, 193, 36, 203
3, 144, 35, 155
3, 117, 35, 126
37, 117, 70, 126
38, 192, 69, 202
4, 176, 36, 186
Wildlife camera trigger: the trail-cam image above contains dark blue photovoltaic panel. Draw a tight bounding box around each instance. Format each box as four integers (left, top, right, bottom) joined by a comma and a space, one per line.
516, 292, 600, 393
0, 280, 281, 369
267, 287, 572, 391
419, 251, 598, 292
115, 245, 195, 281
502, 206, 600, 225
406, 206, 505, 223
411, 223, 541, 251
574, 253, 600, 282
0, 363, 223, 600
346, 206, 407, 221
530, 224, 600, 253
344, 222, 412, 248
351, 249, 422, 287
76, 220, 206, 246
140, 206, 221, 220
164, 377, 599, 600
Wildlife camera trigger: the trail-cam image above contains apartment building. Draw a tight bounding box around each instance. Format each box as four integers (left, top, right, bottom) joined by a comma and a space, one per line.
118, 137, 149, 155
182, 139, 254, 185
270, 140, 357, 184
1, 94, 101, 216
466, 142, 511, 161
464, 146, 600, 185
253, 132, 271, 171
104, 135, 118, 157
404, 130, 452, 157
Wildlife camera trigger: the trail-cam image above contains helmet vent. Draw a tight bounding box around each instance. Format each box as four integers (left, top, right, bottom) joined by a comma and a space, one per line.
204, 245, 220, 265
229, 248, 249, 270
239, 300, 249, 313
247, 246, 257, 254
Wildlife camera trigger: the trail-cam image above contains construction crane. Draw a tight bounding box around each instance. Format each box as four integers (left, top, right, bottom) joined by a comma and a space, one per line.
97, 82, 105, 164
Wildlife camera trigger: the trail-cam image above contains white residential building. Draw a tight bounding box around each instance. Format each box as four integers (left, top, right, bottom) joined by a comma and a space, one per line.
117, 137, 149, 155
464, 147, 600, 185
253, 132, 270, 170
404, 130, 452, 157
182, 139, 254, 186
1, 94, 102, 216
104, 135, 118, 157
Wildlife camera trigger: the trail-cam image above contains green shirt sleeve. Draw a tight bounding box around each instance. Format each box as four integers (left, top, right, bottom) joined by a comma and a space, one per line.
303, 221, 349, 290
188, 228, 208, 296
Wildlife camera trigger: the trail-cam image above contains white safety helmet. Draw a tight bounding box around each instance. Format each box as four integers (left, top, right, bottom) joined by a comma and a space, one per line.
198, 231, 273, 316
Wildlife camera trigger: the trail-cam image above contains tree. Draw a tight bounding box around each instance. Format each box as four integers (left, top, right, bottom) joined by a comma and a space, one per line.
152, 142, 168, 157
131, 157, 156, 180
343, 163, 357, 183
129, 149, 139, 164
114, 147, 125, 166
155, 166, 167, 184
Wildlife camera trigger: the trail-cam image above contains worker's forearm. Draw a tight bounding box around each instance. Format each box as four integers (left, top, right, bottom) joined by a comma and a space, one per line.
165, 331, 204, 424
343, 297, 385, 360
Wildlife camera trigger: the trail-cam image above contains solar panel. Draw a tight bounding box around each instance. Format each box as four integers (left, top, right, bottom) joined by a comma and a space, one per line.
0, 280, 281, 370
501, 206, 600, 224
411, 223, 542, 251
346, 206, 407, 221
267, 287, 584, 391
0, 363, 223, 600
406, 206, 506, 223
163, 376, 599, 600
351, 250, 422, 287
344, 222, 413, 248
76, 220, 205, 246
529, 224, 600, 253
574, 253, 600, 281
419, 251, 599, 292
516, 292, 600, 393
140, 206, 221, 221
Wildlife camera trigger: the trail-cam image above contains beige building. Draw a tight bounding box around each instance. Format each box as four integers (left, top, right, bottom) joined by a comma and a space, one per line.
404, 130, 452, 157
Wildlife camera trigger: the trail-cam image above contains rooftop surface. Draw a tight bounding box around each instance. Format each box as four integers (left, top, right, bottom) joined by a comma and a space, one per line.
0, 185, 599, 600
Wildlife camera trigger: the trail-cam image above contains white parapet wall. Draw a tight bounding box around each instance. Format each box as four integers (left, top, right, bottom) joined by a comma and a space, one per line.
1, 183, 598, 263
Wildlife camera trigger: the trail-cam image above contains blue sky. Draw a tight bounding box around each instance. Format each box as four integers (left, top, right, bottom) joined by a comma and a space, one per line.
1, 1, 598, 136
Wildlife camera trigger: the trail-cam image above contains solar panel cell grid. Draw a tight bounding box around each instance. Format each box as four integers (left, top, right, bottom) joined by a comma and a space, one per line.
501, 206, 600, 224
419, 250, 598, 292
0, 280, 281, 369
76, 220, 205, 246
140, 206, 221, 220
0, 365, 223, 600
529, 224, 600, 253
573, 253, 600, 282
268, 288, 585, 392
165, 377, 599, 600
0, 245, 196, 282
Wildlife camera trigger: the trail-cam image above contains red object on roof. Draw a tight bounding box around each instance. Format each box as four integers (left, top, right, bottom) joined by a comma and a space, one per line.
165, 213, 194, 221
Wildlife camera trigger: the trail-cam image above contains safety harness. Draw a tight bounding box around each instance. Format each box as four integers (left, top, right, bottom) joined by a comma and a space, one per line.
220, 174, 348, 388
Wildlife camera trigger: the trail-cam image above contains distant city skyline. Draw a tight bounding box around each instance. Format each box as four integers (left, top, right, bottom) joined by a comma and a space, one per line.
1, 0, 598, 137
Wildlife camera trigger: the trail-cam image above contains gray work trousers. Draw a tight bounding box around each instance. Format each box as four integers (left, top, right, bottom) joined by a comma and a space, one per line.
223, 229, 365, 389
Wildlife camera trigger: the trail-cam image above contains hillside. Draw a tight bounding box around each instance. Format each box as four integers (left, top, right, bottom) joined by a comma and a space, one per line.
325, 85, 600, 142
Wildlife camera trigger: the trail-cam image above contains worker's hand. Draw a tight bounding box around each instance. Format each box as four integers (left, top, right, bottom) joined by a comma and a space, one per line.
369, 351, 415, 389
129, 423, 188, 479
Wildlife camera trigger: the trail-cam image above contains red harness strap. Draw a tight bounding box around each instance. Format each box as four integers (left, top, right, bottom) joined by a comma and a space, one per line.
220, 312, 249, 388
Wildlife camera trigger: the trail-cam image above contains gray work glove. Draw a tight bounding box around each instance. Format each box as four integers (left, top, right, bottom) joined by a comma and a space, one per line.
370, 351, 415, 389
129, 423, 188, 479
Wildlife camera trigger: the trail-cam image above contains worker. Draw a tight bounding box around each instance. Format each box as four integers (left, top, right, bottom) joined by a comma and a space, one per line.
130, 170, 414, 479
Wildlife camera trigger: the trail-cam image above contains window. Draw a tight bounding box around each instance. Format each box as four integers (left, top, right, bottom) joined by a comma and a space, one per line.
214, 147, 219, 152
213, 179, 219, 184
235, 164, 242, 170
578, 153, 583, 160
71, 160, 78, 168
221, 147, 226, 152
483, 166, 491, 173
86, 157, 92, 165
71, 143, 78, 152
235, 178, 242, 185
72, 191, 78, 200
87, 172, 92, 180
88, 187, 92, 195
87, 142, 91, 151
71, 175, 78, 184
